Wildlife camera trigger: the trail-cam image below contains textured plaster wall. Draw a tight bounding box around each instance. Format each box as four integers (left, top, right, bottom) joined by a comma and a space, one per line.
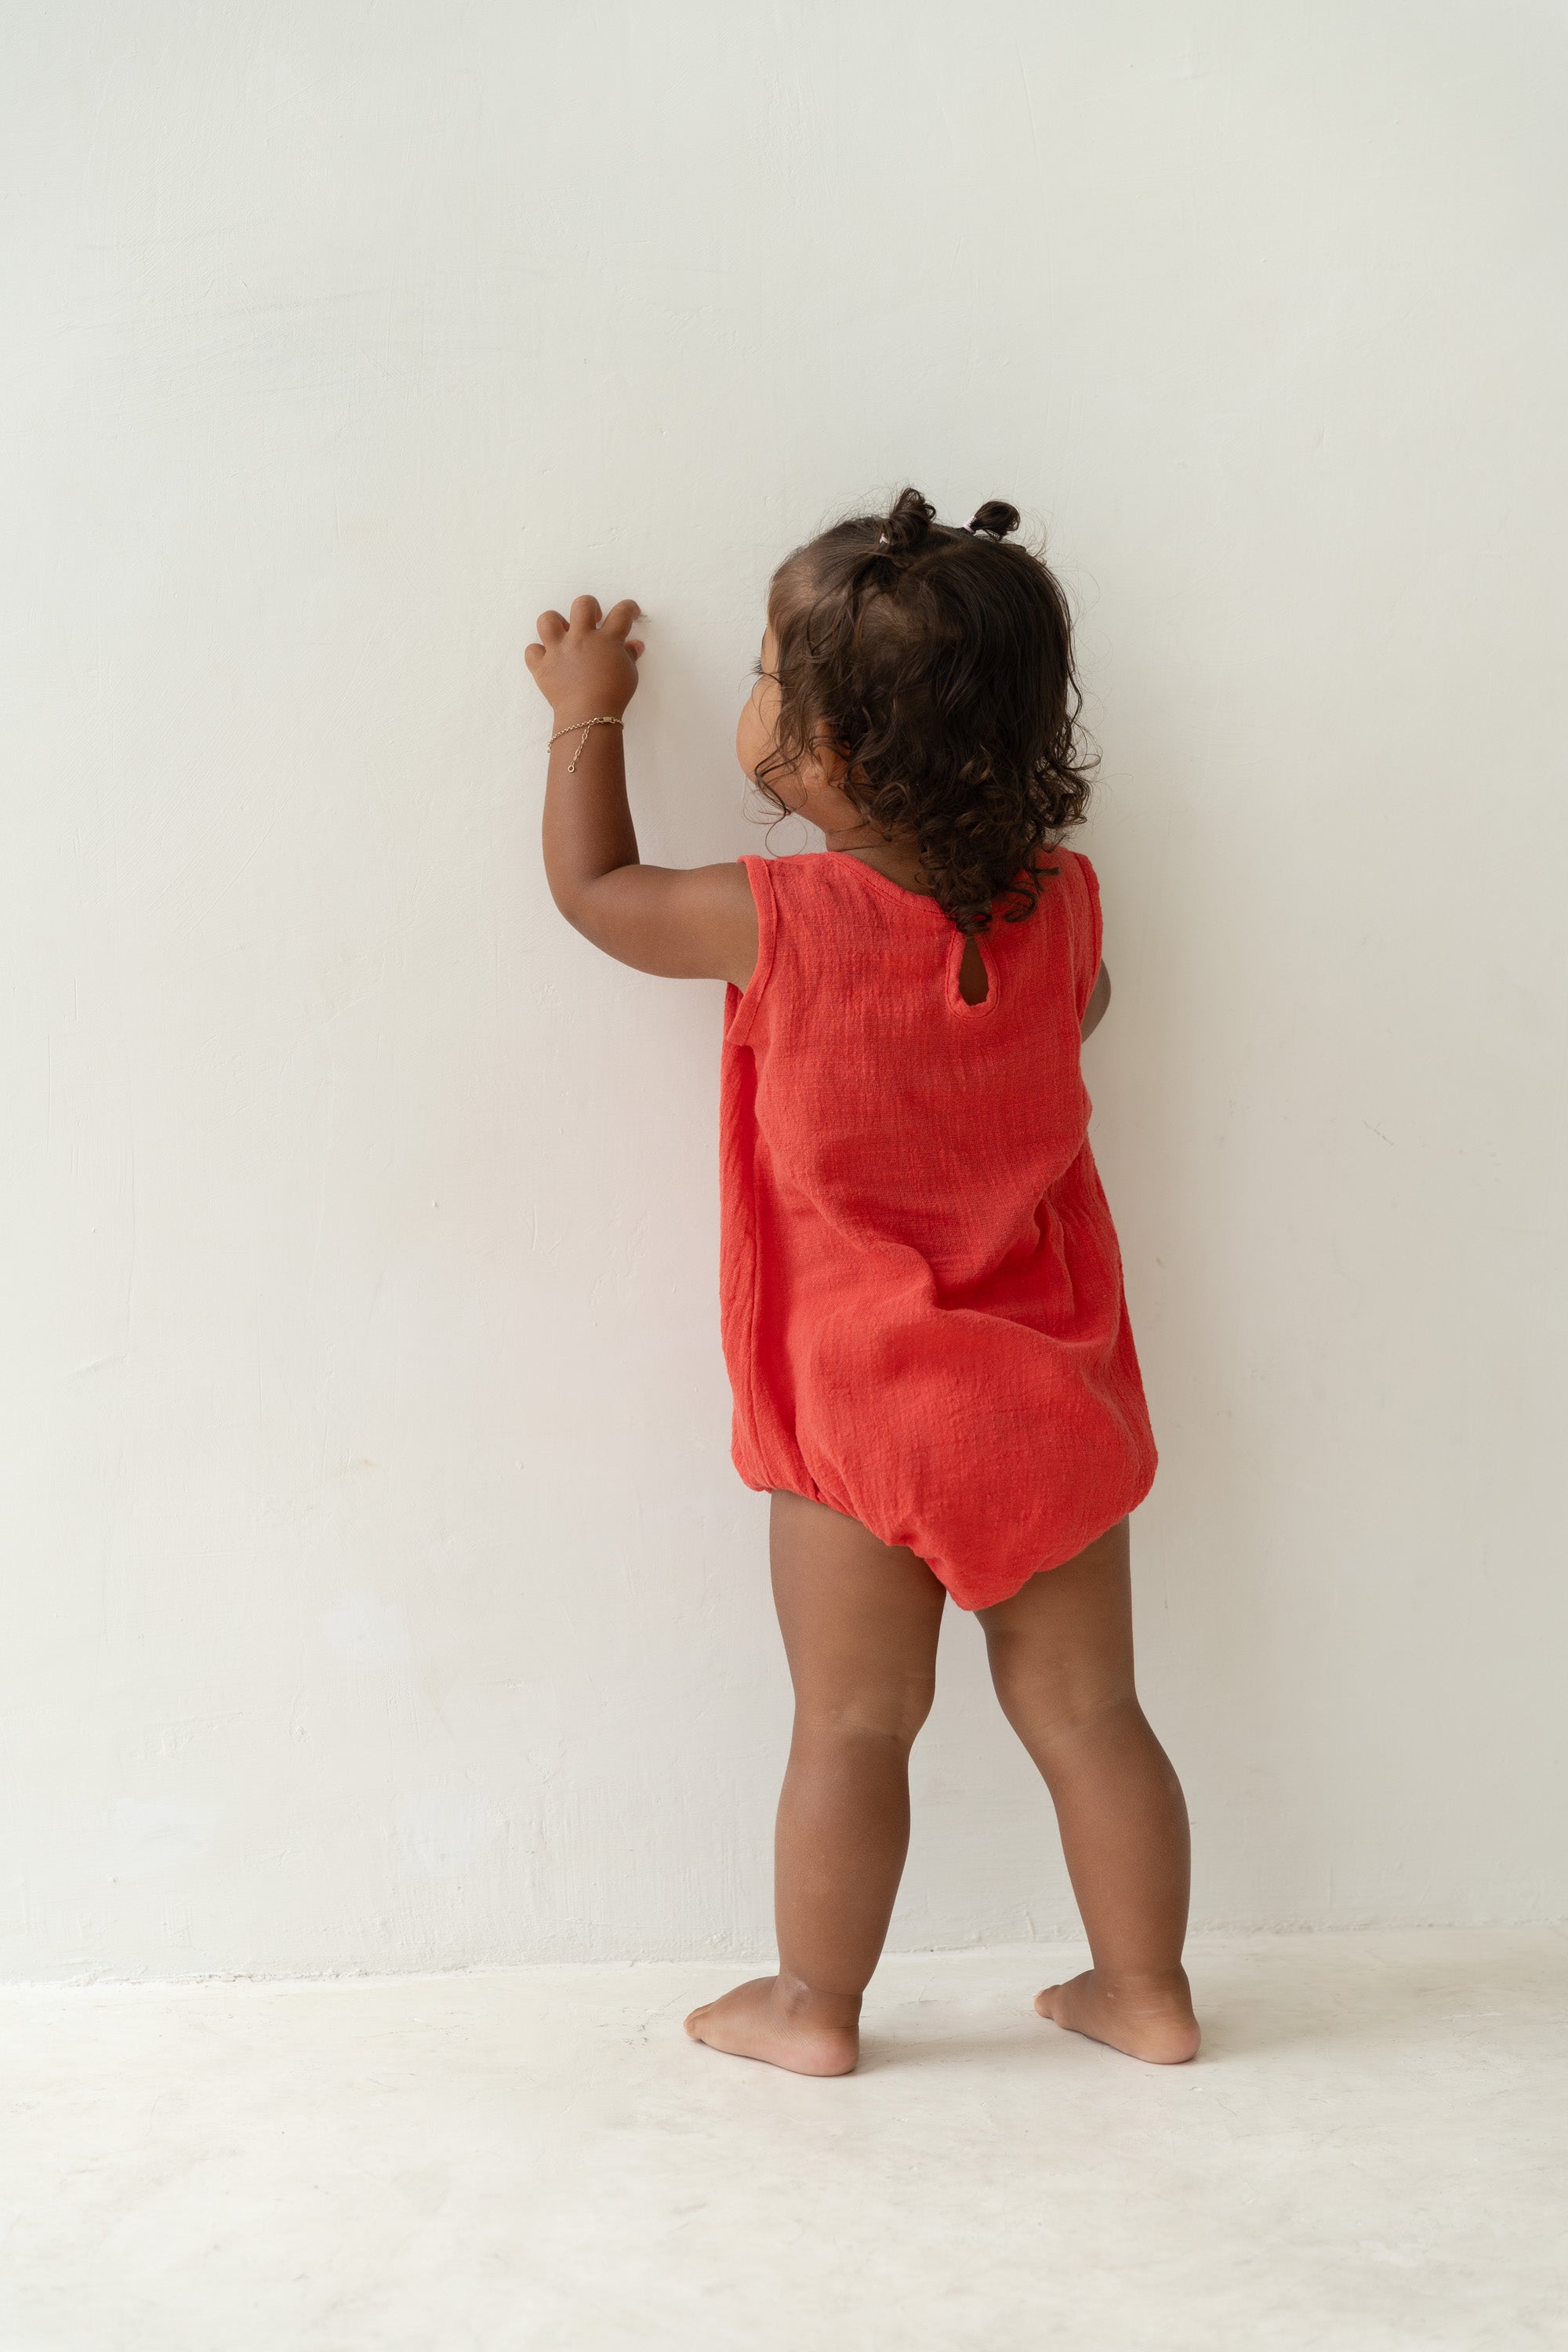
2, 0, 1564, 1977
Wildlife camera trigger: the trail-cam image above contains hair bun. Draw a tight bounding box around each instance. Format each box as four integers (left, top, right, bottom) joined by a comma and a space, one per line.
879, 487, 937, 554
967, 499, 1021, 540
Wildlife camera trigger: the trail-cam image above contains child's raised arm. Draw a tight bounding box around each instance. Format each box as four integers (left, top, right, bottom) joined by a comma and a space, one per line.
526, 595, 758, 989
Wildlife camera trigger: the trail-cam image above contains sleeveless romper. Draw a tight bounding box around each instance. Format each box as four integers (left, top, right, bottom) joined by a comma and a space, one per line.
717, 848, 1156, 1610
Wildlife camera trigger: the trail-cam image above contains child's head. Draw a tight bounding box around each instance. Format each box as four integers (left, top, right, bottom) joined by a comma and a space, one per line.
736, 488, 1094, 933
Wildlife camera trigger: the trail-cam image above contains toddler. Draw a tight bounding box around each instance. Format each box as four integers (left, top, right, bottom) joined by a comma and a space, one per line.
526, 488, 1198, 2075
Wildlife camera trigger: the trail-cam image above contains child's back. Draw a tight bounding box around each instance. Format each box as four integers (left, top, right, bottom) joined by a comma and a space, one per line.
720, 844, 1155, 1607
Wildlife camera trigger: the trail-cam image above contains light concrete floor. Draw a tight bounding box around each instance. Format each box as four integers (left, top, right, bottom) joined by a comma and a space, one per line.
2, 1929, 1563, 2351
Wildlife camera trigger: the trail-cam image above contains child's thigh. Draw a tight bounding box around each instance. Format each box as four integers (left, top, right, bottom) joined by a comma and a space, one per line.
768, 1490, 947, 1725
976, 1518, 1135, 1707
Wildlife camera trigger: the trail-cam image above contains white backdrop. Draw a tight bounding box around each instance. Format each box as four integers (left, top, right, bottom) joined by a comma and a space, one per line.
3, 0, 1564, 1980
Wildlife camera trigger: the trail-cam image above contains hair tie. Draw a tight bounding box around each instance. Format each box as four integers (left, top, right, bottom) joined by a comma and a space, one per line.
961, 518, 978, 534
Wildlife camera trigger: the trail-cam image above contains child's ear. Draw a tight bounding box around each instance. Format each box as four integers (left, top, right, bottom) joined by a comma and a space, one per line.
803, 731, 851, 789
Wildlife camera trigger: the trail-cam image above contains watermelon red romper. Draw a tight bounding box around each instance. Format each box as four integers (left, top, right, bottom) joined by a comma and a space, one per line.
717, 847, 1157, 1610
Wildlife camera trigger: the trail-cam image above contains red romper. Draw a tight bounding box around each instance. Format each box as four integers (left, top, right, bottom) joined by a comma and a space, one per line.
718, 848, 1156, 1610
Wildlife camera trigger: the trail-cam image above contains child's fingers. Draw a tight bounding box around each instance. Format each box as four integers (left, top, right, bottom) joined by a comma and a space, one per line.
626, 640, 644, 659
524, 642, 543, 670
569, 594, 602, 632
601, 598, 642, 641
536, 609, 568, 643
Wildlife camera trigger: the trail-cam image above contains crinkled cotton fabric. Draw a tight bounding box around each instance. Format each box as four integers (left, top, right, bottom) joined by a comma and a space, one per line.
718, 848, 1156, 1610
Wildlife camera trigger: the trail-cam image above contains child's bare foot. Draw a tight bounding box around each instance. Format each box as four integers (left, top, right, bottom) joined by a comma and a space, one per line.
1034, 1968, 1200, 2063
684, 1974, 860, 2076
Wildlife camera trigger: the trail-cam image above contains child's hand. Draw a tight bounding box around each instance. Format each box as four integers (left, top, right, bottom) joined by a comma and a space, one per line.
525, 596, 645, 721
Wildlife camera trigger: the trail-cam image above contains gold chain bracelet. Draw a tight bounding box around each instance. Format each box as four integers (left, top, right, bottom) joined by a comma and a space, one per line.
546, 714, 625, 772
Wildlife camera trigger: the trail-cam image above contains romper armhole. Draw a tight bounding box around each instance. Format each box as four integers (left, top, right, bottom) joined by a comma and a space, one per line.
723, 855, 779, 1049
1068, 849, 1105, 1022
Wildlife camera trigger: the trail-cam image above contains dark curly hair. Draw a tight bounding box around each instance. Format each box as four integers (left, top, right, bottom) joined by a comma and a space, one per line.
754, 487, 1096, 934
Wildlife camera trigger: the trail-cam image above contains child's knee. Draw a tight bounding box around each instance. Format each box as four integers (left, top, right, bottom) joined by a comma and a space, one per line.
796, 1670, 937, 1751
984, 1635, 1134, 1741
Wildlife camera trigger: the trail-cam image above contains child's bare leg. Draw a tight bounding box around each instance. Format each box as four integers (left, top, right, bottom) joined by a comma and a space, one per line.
978, 1519, 1200, 2063
684, 1490, 946, 2074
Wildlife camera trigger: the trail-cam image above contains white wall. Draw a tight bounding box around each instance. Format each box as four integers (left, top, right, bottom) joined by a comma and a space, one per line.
3, 0, 1565, 1981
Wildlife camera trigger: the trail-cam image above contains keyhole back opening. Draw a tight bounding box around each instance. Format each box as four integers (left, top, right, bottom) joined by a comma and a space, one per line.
956, 934, 991, 1007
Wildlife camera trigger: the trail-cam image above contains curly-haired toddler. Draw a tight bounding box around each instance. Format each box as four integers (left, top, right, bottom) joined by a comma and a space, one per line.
525, 488, 1198, 2075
